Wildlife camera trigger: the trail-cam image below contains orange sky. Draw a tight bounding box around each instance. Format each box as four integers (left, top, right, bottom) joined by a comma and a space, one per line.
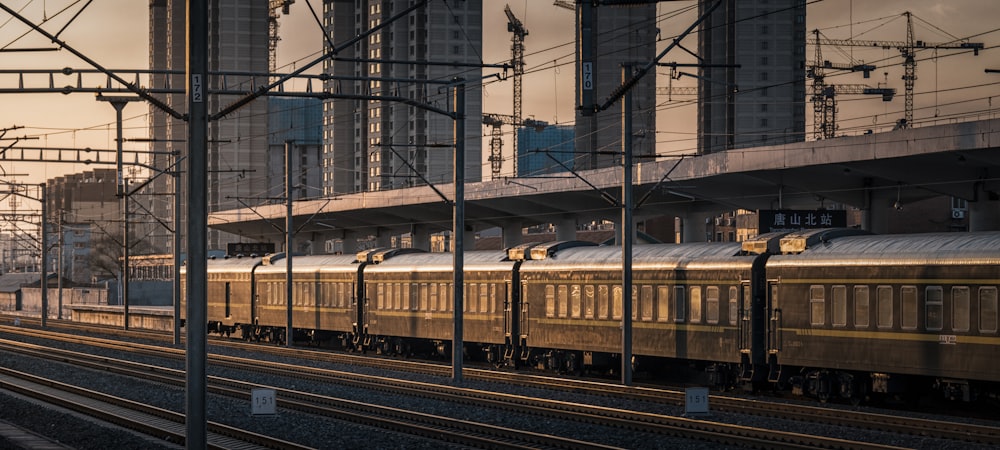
0, 0, 996, 189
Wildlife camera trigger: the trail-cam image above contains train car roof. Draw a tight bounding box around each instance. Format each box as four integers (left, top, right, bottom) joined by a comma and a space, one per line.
518, 242, 754, 272
363, 250, 516, 273
200, 255, 264, 274
254, 253, 361, 274
768, 231, 1000, 266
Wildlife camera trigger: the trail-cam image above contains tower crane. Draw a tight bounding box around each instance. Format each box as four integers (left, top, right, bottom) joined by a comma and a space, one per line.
810, 11, 983, 129
811, 84, 896, 139
484, 5, 529, 179
483, 114, 548, 178
808, 29, 891, 140
268, 0, 294, 74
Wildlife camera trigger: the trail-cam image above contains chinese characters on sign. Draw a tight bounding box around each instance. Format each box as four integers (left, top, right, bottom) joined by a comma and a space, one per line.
227, 242, 276, 256
758, 210, 847, 233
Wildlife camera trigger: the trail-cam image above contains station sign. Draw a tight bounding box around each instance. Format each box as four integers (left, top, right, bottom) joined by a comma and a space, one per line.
227, 242, 275, 256
758, 209, 846, 233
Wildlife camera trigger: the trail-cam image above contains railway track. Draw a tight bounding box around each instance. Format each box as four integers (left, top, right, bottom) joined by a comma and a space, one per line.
0, 366, 309, 450
4, 323, 989, 449
0, 336, 622, 449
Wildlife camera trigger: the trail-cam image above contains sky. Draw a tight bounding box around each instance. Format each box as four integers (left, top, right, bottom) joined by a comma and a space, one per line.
0, 0, 997, 191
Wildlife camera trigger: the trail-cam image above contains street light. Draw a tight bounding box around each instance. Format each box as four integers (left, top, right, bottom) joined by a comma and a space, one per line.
96, 93, 142, 330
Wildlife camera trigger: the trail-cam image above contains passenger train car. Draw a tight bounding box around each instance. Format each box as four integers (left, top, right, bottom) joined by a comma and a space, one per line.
765, 230, 1000, 402
181, 229, 1000, 402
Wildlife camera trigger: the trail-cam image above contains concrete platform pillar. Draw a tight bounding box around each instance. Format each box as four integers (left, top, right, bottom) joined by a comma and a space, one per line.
612, 218, 637, 245
375, 229, 392, 248
969, 199, 1000, 231
555, 217, 577, 241
678, 211, 712, 243
861, 189, 894, 234
410, 224, 431, 251
338, 233, 358, 255
502, 220, 523, 248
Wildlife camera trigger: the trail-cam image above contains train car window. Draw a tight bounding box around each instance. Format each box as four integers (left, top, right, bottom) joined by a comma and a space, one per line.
571, 285, 582, 318
545, 285, 555, 318
558, 285, 569, 318
444, 284, 453, 312
396, 283, 405, 310
854, 286, 870, 328
429, 283, 438, 312
631, 286, 639, 320
901, 286, 918, 330
925, 286, 943, 331
952, 287, 970, 332
877, 286, 893, 329
598, 285, 610, 320
706, 287, 719, 324
832, 286, 847, 327
728, 287, 738, 325
490, 284, 498, 314
810, 285, 825, 326
657, 286, 670, 322
584, 285, 595, 319
980, 287, 998, 333
612, 285, 623, 320
465, 284, 474, 312
377, 283, 385, 310
419, 283, 429, 311
674, 286, 686, 323
641, 285, 654, 321
742, 285, 751, 322
690, 287, 702, 323
480, 284, 489, 314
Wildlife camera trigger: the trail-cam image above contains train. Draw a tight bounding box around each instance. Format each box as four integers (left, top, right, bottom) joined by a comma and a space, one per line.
181, 228, 1000, 403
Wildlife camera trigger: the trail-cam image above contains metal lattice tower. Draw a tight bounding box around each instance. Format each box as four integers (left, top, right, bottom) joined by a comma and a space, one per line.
810, 12, 982, 130
503, 4, 527, 178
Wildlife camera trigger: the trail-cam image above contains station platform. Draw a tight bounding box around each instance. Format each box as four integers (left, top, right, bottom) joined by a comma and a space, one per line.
67, 304, 176, 332
0, 420, 74, 450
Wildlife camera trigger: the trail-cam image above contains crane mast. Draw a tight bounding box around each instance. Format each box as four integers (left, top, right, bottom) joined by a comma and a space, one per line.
808, 29, 889, 140
485, 5, 530, 179
268, 0, 294, 75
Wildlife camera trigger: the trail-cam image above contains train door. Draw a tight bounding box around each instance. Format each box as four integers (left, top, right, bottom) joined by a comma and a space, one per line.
766, 280, 783, 382
352, 264, 367, 349
738, 281, 752, 356
518, 280, 530, 361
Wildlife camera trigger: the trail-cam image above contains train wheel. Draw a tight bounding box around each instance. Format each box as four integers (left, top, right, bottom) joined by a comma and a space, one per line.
564, 352, 582, 376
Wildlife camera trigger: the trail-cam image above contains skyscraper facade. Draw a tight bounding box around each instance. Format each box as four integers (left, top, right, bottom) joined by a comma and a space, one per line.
148, 0, 271, 251
574, 3, 657, 171
517, 124, 575, 177
321, 0, 483, 196
268, 97, 323, 201
698, 0, 807, 154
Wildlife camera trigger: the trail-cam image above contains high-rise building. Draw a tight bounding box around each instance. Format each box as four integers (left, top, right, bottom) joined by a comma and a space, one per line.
268, 97, 323, 201
698, 0, 807, 154
574, 3, 657, 171
321, 0, 483, 196
148, 0, 271, 251
517, 124, 575, 177
43, 169, 118, 283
